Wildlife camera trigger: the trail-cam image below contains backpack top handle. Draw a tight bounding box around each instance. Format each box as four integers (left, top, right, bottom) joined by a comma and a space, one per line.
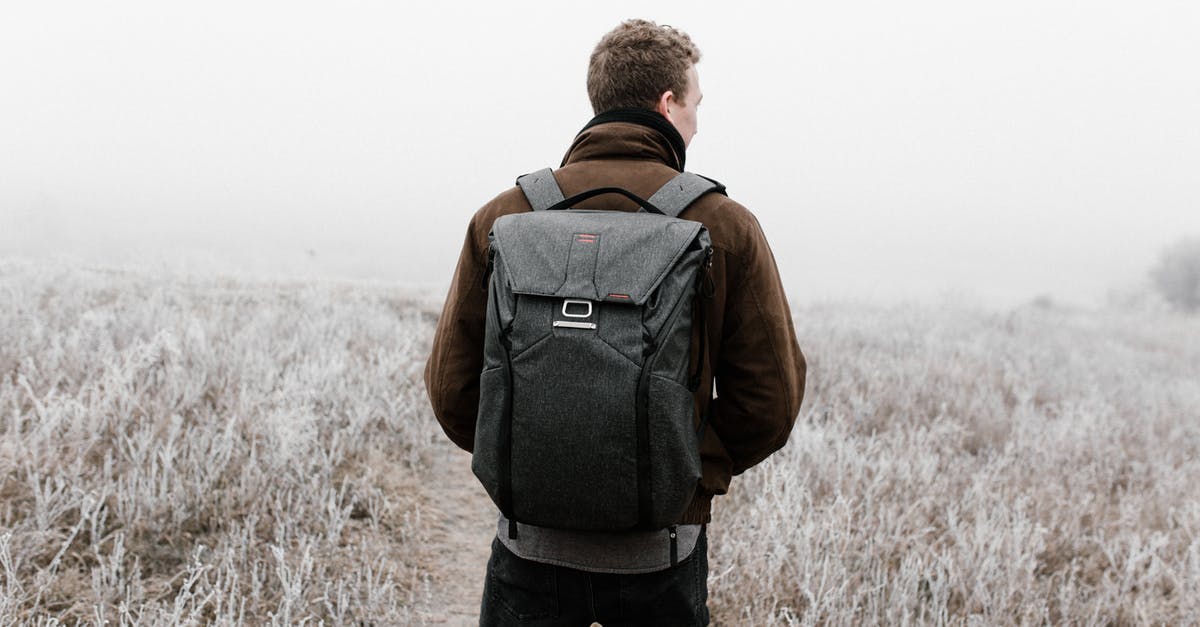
517, 167, 726, 217
542, 187, 667, 215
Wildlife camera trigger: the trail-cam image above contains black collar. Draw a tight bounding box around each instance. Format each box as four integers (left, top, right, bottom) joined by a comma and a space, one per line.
578, 108, 687, 171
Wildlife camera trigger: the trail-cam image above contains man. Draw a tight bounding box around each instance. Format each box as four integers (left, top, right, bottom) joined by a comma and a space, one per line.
424, 19, 806, 626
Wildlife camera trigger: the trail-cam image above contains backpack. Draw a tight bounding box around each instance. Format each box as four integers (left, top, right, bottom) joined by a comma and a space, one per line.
471, 167, 723, 539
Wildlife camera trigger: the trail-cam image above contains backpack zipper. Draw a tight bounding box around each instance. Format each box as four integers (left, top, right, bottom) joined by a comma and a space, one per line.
635, 268, 705, 529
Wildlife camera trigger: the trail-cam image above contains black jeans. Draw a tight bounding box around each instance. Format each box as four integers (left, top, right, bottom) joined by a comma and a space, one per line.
479, 528, 709, 626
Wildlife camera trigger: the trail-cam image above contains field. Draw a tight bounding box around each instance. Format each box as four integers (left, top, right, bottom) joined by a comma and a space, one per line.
2, 258, 1199, 625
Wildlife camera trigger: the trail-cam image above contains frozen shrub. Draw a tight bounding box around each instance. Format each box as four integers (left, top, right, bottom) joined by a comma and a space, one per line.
1151, 236, 1200, 312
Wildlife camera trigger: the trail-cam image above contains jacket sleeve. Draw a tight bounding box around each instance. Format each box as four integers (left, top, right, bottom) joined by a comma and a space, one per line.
423, 215, 490, 452
709, 214, 807, 475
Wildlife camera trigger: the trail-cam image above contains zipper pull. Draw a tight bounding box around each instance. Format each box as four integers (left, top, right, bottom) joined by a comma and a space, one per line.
701, 247, 716, 298
669, 525, 679, 567
482, 249, 496, 291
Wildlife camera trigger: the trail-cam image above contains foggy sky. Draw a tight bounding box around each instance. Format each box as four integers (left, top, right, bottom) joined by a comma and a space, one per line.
3, 0, 1198, 307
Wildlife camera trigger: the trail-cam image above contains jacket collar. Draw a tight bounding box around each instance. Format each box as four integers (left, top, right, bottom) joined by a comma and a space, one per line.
561, 108, 686, 172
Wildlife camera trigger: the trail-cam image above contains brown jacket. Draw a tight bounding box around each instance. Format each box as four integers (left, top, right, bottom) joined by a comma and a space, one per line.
424, 120, 806, 523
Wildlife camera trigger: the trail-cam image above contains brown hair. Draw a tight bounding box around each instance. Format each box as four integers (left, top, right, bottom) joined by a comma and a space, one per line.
587, 20, 701, 115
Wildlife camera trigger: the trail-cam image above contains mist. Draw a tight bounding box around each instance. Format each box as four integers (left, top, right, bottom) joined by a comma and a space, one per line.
3, 0, 1198, 307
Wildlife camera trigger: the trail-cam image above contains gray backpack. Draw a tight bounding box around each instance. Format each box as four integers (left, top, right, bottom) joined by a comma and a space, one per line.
472, 168, 723, 540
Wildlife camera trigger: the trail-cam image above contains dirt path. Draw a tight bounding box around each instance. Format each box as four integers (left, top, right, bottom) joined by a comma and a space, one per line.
414, 444, 497, 625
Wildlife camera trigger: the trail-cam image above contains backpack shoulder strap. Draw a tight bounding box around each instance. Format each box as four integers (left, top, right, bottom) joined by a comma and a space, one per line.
647, 172, 727, 218
515, 168, 565, 212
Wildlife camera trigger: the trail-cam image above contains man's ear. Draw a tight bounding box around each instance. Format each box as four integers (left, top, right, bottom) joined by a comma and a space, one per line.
655, 90, 675, 123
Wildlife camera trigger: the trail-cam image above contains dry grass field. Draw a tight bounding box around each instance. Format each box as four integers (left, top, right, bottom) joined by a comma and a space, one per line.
708, 301, 1200, 625
2, 258, 1198, 625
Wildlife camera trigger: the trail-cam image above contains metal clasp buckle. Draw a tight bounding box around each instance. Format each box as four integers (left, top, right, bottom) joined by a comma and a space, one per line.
554, 299, 596, 330
561, 299, 592, 318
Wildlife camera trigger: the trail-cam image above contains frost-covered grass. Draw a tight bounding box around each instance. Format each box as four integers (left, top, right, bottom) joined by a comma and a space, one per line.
0, 259, 442, 624
4, 259, 1199, 625
710, 302, 1200, 625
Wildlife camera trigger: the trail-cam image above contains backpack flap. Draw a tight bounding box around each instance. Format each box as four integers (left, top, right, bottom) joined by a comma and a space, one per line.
490, 210, 704, 305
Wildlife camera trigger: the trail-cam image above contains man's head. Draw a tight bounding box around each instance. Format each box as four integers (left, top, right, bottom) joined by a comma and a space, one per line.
587, 20, 704, 147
